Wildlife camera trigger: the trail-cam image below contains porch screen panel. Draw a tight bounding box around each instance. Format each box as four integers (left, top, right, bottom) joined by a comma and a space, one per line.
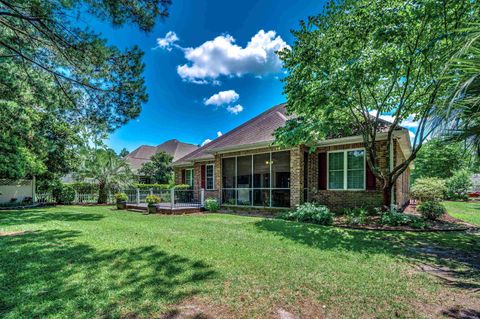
271, 151, 290, 188
253, 153, 270, 188
271, 151, 290, 207
236, 156, 252, 205
222, 158, 235, 188
253, 153, 270, 206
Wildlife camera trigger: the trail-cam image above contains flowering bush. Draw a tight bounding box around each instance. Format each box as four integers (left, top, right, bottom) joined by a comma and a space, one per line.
278, 203, 333, 226
204, 198, 220, 212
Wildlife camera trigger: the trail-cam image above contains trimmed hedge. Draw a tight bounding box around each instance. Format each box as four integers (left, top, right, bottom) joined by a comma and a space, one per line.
134, 183, 191, 190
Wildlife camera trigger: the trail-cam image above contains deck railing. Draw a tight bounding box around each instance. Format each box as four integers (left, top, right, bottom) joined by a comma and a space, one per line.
124, 188, 204, 208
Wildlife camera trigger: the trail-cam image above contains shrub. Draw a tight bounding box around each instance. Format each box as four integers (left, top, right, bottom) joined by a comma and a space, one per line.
343, 207, 368, 225
115, 192, 128, 202
445, 170, 473, 200
411, 177, 446, 202
204, 198, 219, 212
278, 203, 333, 226
55, 184, 76, 204
417, 201, 446, 221
145, 194, 161, 206
67, 182, 99, 193
380, 211, 413, 226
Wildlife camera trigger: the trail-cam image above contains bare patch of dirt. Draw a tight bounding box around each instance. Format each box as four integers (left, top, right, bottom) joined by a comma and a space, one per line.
410, 245, 480, 318
0, 230, 32, 237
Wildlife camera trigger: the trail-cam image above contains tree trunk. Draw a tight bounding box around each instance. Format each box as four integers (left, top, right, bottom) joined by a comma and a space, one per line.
382, 184, 392, 211
98, 182, 107, 204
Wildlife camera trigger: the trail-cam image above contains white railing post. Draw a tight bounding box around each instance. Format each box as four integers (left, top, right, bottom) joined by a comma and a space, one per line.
74, 191, 79, 203
201, 188, 205, 207
149, 188, 153, 196
170, 188, 175, 208
136, 188, 140, 205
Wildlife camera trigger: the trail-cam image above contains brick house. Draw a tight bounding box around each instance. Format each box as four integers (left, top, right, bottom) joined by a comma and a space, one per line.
172, 103, 412, 211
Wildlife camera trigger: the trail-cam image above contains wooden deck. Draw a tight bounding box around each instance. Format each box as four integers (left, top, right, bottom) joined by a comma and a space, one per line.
125, 203, 203, 214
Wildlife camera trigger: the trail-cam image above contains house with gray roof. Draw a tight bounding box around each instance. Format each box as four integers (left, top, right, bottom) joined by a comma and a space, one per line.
172, 103, 412, 211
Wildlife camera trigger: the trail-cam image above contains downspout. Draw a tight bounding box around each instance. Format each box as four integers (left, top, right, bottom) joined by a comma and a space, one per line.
389, 137, 395, 211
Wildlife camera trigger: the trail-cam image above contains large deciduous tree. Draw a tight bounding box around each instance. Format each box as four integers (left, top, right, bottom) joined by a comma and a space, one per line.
276, 0, 479, 208
138, 151, 173, 184
0, 0, 171, 179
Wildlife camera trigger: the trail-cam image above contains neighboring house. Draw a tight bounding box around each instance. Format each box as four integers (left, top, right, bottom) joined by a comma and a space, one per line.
172, 103, 412, 211
125, 139, 199, 182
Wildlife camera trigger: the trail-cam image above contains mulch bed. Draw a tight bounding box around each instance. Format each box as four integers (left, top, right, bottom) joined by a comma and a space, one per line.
333, 213, 477, 232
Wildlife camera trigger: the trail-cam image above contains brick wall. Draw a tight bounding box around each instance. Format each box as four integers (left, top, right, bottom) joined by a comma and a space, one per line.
290, 146, 304, 207
307, 141, 388, 212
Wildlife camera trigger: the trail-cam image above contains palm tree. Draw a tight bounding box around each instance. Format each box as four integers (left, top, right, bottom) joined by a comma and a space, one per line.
78, 148, 134, 203
445, 24, 480, 155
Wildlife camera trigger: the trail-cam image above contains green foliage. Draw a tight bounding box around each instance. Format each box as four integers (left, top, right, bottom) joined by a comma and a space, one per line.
115, 192, 128, 202
145, 194, 161, 206
54, 184, 76, 204
204, 198, 220, 212
138, 151, 173, 184
380, 211, 414, 227
278, 203, 333, 226
412, 139, 471, 181
0, 0, 172, 179
343, 208, 369, 226
443, 24, 480, 154
445, 170, 473, 200
76, 148, 134, 203
66, 182, 99, 194
119, 148, 130, 158
411, 178, 446, 202
134, 183, 190, 190
275, 0, 479, 207
417, 201, 447, 221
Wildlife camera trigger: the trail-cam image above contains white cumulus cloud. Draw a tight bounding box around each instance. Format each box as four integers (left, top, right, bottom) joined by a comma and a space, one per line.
226, 104, 244, 115
204, 90, 239, 106
201, 131, 223, 146
201, 139, 211, 146
155, 31, 179, 51
176, 30, 290, 83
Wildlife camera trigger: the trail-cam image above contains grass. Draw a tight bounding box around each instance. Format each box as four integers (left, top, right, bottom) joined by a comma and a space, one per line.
0, 206, 479, 318
443, 200, 480, 226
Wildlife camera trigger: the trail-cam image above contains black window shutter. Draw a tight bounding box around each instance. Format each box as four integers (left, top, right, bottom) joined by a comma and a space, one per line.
366, 163, 376, 190
318, 153, 327, 190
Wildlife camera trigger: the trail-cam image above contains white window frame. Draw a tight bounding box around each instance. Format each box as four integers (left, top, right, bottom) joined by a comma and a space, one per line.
205, 164, 215, 190
185, 168, 194, 188
327, 148, 366, 191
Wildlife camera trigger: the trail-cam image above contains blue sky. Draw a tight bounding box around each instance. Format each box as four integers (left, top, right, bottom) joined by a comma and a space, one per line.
87, 0, 329, 152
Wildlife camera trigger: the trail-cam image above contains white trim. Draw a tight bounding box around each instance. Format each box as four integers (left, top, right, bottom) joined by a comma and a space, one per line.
327, 148, 366, 191
205, 164, 215, 190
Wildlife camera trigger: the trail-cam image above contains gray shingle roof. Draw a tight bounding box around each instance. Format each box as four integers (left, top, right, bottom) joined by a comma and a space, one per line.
173, 103, 289, 166
126, 139, 199, 172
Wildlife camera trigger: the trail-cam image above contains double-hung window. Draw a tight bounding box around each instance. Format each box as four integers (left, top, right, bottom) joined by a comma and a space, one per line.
328, 149, 365, 190
205, 164, 214, 190
185, 168, 194, 188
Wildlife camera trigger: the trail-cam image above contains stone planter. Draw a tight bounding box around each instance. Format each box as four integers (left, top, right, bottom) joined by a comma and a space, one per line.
148, 204, 157, 214
116, 201, 127, 210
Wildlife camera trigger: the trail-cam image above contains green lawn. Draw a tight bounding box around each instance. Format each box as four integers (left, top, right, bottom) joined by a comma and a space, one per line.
443, 200, 480, 226
1, 206, 479, 318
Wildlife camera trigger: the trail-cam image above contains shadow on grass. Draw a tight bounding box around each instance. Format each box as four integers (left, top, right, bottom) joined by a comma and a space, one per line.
0, 230, 216, 318
255, 219, 480, 290
0, 209, 104, 226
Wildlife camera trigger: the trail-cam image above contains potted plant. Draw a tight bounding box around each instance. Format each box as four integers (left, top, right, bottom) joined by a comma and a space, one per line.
145, 194, 161, 214
115, 192, 128, 210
